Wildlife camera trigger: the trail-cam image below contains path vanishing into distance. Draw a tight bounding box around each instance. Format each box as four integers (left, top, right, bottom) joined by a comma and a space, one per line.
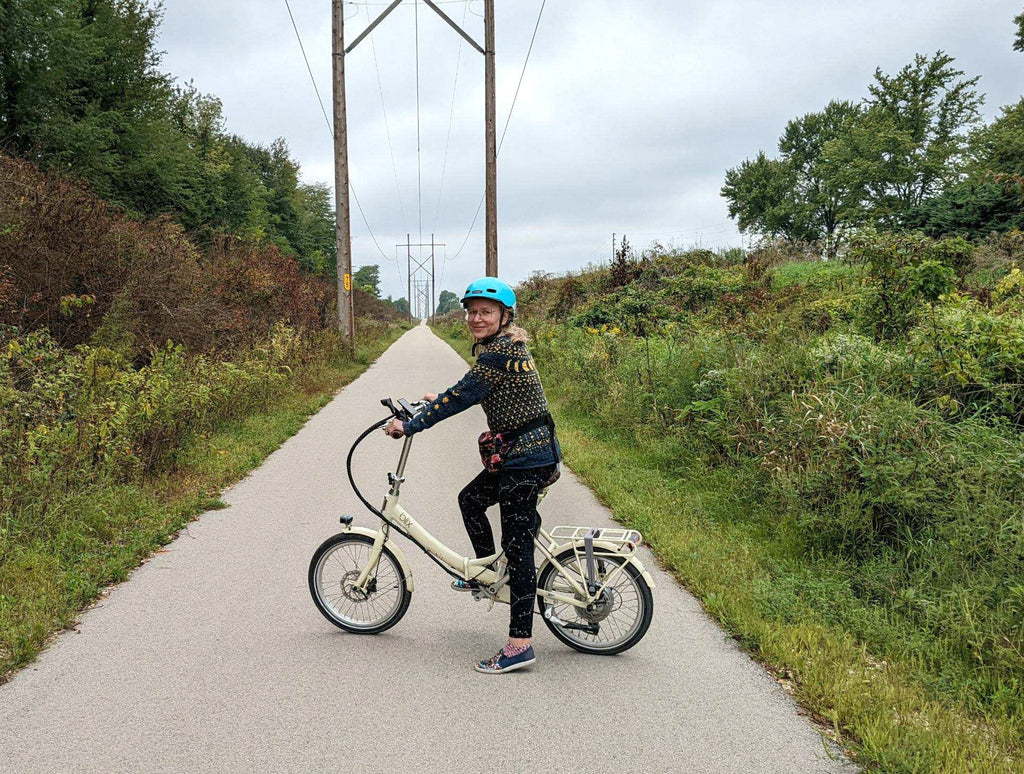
0, 325, 856, 773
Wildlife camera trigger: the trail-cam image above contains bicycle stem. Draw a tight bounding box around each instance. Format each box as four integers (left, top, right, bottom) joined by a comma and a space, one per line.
389, 434, 414, 497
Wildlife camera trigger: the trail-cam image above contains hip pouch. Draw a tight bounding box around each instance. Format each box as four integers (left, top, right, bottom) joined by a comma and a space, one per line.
477, 413, 554, 473
477, 431, 517, 473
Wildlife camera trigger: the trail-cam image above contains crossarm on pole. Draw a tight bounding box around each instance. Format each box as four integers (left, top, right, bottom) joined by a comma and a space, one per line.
422, 0, 485, 55
345, 0, 404, 54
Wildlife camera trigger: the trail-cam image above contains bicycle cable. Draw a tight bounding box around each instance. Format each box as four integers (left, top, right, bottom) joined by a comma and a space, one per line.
346, 415, 561, 616
346, 416, 469, 582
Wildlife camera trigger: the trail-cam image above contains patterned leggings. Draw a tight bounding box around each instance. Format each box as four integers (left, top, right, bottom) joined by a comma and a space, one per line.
457, 464, 557, 638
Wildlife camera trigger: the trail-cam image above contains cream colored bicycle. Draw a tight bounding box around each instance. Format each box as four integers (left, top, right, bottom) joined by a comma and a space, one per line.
308, 398, 655, 655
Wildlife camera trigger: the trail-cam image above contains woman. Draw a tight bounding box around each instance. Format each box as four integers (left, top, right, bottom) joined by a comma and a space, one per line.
384, 277, 559, 674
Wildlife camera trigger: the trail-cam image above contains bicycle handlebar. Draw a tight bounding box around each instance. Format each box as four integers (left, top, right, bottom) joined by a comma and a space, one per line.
379, 397, 425, 421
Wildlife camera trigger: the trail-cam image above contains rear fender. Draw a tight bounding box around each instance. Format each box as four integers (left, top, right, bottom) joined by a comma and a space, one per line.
538, 539, 655, 591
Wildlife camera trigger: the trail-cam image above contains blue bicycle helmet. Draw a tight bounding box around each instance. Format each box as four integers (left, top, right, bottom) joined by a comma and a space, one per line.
461, 277, 516, 310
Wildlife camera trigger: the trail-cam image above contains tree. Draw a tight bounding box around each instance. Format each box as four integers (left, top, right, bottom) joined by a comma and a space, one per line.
389, 296, 410, 315
722, 101, 863, 256
905, 180, 1024, 238
0, 0, 336, 280
721, 152, 804, 241
353, 265, 380, 297
292, 182, 336, 277
0, 0, 188, 211
435, 290, 459, 315
780, 100, 864, 255
1015, 10, 1024, 52
830, 52, 983, 227
969, 99, 1024, 179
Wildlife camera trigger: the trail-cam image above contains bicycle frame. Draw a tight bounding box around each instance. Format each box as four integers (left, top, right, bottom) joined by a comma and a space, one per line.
346, 430, 652, 611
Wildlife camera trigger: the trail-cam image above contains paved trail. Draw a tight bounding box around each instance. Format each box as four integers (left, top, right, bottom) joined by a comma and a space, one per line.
0, 325, 855, 773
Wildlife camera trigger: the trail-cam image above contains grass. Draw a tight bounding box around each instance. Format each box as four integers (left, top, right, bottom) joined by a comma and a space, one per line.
0, 324, 409, 681
771, 260, 863, 289
551, 415, 1020, 773
431, 317, 1022, 772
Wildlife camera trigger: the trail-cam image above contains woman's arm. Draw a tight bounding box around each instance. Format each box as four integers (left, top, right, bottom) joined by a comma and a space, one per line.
401, 349, 509, 435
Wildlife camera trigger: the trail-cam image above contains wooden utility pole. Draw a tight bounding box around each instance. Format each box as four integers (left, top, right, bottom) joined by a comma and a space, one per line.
484, 0, 497, 277
338, 0, 493, 300
332, 0, 355, 348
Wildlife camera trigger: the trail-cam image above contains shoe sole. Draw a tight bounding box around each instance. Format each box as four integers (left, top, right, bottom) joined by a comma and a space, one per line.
474, 657, 536, 674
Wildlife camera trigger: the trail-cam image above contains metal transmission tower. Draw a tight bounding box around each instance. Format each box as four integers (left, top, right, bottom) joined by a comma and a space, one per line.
332, 1, 499, 331
400, 235, 444, 322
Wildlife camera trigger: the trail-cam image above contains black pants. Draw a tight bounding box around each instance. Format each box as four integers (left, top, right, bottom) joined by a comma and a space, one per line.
457, 464, 556, 639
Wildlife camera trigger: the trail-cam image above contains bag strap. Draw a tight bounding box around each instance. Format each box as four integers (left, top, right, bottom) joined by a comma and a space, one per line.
500, 412, 553, 443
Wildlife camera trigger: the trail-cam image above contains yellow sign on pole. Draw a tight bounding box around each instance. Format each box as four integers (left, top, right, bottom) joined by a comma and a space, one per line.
344, 273, 351, 292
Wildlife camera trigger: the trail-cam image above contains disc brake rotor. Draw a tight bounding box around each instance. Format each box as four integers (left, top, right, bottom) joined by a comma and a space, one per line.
340, 570, 374, 602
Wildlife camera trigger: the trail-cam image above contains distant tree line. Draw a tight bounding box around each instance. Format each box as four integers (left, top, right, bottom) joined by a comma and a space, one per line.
0, 0, 336, 275
722, 21, 1024, 257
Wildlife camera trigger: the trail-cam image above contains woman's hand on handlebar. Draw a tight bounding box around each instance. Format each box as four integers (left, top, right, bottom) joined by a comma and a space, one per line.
422, 392, 438, 402
384, 418, 406, 439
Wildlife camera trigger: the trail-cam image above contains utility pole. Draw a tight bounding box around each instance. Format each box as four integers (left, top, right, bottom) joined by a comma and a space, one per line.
407, 233, 412, 321
484, 0, 497, 277
339, 0, 492, 298
332, 0, 355, 350
430, 233, 436, 324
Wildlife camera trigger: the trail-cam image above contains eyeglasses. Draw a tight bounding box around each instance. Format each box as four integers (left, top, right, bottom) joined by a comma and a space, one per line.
465, 308, 500, 320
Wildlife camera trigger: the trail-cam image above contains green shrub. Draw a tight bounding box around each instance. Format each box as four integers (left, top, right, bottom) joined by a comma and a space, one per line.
847, 229, 976, 340
517, 250, 1024, 738
908, 294, 1024, 422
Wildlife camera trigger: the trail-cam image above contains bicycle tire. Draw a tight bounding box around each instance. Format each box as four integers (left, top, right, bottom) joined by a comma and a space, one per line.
536, 547, 653, 655
309, 532, 412, 634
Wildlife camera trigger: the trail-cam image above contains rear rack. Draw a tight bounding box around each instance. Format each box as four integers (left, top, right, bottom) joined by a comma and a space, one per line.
548, 525, 642, 546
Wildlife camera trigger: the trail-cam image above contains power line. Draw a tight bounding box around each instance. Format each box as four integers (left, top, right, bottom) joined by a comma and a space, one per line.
450, 0, 546, 260
414, 0, 423, 250
366, 3, 408, 233
284, 0, 333, 139
497, 0, 545, 155
432, 0, 469, 233
346, 0, 467, 4
283, 0, 393, 263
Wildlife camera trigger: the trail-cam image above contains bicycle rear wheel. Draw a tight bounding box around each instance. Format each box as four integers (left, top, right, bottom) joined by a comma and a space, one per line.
537, 547, 653, 655
309, 532, 411, 634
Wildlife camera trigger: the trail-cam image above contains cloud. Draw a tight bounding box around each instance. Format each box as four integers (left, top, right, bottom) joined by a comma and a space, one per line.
157, 0, 1023, 301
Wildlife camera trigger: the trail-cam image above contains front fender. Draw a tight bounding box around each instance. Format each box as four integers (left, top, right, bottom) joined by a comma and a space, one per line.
342, 525, 415, 592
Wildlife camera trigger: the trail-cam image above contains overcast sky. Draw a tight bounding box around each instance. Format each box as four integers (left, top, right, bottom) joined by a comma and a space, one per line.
157, 1, 1024, 306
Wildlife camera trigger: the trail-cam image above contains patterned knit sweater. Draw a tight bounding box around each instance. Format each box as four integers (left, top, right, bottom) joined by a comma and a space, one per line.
402, 334, 559, 469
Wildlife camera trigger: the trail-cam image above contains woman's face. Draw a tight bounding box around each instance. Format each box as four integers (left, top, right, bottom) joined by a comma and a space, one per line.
465, 298, 505, 340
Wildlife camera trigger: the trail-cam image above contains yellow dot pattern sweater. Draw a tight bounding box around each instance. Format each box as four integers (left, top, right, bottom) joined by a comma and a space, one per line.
403, 334, 558, 469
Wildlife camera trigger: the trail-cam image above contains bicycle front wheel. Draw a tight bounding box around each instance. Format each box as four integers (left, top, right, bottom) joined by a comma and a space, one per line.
537, 547, 653, 655
309, 532, 411, 634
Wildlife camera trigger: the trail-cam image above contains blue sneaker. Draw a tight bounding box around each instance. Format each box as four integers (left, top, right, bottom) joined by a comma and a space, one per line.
451, 578, 480, 592
475, 645, 536, 674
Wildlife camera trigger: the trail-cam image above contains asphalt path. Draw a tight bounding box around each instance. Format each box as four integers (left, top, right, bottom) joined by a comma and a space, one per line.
0, 324, 856, 773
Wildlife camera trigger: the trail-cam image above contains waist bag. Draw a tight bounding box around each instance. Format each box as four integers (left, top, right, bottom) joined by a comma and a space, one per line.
478, 413, 558, 474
